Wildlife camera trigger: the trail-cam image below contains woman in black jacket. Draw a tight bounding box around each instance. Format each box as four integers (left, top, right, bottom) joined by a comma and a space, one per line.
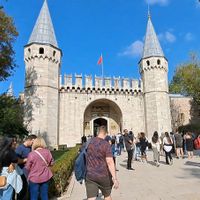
0, 137, 18, 200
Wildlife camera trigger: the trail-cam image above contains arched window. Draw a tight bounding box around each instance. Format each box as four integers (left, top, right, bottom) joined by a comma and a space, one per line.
28, 48, 31, 53
157, 59, 161, 65
39, 47, 44, 54
53, 51, 56, 57
146, 60, 150, 66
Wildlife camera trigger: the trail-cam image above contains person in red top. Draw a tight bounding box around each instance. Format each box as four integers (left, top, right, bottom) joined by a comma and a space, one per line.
25, 137, 54, 200
86, 125, 119, 200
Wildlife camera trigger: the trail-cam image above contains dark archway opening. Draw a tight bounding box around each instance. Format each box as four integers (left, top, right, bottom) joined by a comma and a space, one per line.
93, 118, 107, 137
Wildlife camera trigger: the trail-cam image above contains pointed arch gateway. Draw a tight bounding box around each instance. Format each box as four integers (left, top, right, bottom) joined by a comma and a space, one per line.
83, 99, 123, 136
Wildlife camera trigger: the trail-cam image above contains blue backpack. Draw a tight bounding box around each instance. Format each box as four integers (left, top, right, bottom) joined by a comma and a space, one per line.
74, 141, 91, 184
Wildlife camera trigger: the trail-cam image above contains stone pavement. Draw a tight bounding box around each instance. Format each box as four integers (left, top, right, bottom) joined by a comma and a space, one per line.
65, 150, 200, 200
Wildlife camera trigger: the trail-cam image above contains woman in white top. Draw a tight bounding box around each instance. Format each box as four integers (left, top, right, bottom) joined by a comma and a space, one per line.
163, 132, 173, 165
151, 131, 161, 167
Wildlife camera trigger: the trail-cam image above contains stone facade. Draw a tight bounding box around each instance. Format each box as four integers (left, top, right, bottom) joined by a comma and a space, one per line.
23, 1, 188, 148
169, 95, 200, 130
59, 75, 145, 147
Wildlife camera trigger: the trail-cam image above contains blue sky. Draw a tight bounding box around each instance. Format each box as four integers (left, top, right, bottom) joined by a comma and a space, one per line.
1, 0, 200, 96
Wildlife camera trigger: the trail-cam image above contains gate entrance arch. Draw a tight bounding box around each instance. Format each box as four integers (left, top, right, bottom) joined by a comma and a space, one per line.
83, 99, 123, 136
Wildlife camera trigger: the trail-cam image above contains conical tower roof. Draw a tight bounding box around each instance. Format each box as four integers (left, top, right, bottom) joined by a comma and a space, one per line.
7, 82, 14, 97
142, 14, 164, 59
28, 0, 58, 48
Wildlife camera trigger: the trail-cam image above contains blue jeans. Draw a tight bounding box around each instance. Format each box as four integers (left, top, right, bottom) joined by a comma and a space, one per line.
0, 185, 14, 200
116, 143, 121, 155
135, 146, 141, 160
29, 181, 49, 200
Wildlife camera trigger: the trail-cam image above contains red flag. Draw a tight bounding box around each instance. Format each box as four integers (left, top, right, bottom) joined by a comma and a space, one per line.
97, 55, 103, 65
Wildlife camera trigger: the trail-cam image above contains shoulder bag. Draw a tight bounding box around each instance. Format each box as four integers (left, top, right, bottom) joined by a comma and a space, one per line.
35, 150, 49, 166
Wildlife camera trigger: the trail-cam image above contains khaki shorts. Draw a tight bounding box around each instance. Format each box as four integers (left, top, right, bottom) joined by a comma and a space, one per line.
85, 177, 113, 198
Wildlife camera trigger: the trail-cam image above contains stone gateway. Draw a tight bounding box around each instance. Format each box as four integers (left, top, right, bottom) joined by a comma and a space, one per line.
24, 1, 174, 148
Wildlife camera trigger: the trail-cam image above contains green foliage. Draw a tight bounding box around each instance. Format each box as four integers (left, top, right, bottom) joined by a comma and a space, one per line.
178, 124, 200, 135
169, 53, 200, 105
49, 146, 79, 197
51, 150, 68, 161
0, 94, 28, 137
0, 6, 18, 81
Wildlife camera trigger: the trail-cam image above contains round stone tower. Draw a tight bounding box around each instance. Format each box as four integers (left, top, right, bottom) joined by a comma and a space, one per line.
24, 0, 62, 148
139, 13, 171, 138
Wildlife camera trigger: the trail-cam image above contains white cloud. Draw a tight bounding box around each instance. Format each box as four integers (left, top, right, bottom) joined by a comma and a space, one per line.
145, 0, 169, 6
118, 40, 144, 58
158, 31, 176, 43
165, 32, 176, 43
185, 32, 194, 42
196, 0, 200, 9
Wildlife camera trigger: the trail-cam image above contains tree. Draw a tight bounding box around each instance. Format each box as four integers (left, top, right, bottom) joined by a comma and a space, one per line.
0, 6, 18, 81
0, 94, 28, 137
169, 54, 200, 105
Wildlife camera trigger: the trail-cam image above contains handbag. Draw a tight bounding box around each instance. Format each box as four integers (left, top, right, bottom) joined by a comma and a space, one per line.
0, 176, 7, 187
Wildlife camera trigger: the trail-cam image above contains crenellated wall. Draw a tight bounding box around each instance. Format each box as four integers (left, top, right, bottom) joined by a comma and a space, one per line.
59, 74, 142, 94
58, 75, 145, 147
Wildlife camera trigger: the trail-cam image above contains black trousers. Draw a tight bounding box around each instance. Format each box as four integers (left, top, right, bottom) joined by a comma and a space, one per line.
165, 151, 172, 164
127, 149, 133, 169
17, 174, 28, 200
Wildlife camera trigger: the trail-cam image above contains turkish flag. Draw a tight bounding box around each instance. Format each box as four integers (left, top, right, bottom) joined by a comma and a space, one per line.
97, 55, 103, 65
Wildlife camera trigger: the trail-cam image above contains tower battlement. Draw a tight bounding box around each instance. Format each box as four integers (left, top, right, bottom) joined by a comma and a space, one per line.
59, 74, 143, 94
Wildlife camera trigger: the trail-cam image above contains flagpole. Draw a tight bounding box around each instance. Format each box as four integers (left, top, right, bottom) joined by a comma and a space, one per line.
101, 56, 104, 78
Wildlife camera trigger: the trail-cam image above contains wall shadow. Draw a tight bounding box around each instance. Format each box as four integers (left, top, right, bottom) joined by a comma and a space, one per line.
24, 66, 43, 131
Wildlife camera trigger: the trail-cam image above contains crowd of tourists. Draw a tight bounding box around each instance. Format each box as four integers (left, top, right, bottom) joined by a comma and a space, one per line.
0, 135, 54, 200
81, 127, 200, 200
1, 128, 199, 200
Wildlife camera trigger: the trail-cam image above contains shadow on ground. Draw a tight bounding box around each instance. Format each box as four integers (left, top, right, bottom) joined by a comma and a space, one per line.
184, 168, 200, 179
184, 161, 200, 167
147, 160, 156, 166
159, 160, 169, 165
119, 163, 127, 169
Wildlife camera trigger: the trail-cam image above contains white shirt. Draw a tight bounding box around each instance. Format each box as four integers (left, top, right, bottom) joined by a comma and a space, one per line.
151, 139, 161, 151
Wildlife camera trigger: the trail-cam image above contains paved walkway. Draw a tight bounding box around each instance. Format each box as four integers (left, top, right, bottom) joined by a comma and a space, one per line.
66, 151, 200, 200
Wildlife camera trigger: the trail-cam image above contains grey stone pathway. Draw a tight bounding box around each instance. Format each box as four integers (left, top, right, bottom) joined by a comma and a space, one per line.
65, 150, 200, 200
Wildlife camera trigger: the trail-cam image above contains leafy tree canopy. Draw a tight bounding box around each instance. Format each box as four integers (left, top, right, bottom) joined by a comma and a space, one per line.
169, 53, 200, 105
0, 6, 18, 81
0, 94, 28, 138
